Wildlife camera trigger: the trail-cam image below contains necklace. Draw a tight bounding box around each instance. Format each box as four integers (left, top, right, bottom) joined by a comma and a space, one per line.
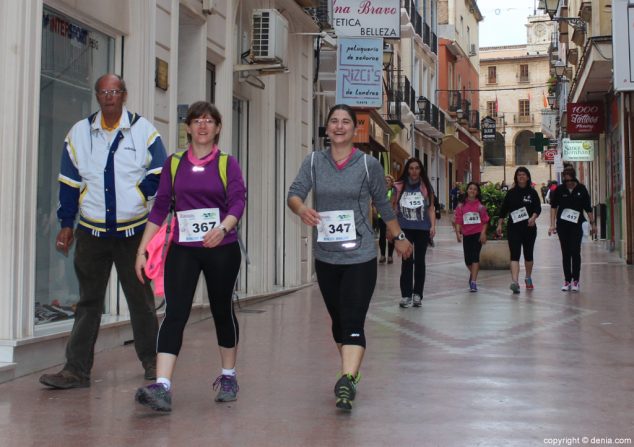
332, 149, 354, 163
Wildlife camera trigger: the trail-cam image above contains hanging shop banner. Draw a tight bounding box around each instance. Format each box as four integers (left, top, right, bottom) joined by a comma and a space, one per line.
613, 0, 634, 91
562, 138, 596, 161
336, 37, 383, 107
481, 116, 496, 141
567, 102, 604, 134
333, 0, 400, 38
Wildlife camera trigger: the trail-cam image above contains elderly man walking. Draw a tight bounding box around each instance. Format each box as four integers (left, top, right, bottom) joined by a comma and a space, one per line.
39, 74, 167, 389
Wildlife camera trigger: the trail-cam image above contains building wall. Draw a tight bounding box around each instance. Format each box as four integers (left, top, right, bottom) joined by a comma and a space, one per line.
479, 47, 552, 186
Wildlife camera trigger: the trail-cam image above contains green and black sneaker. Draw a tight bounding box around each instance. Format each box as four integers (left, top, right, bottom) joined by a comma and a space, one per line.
334, 372, 361, 411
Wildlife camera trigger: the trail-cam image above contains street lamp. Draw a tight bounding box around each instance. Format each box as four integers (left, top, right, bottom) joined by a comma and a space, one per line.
383, 43, 394, 69
456, 108, 464, 120
541, 0, 559, 19
416, 96, 429, 120
554, 59, 566, 77
547, 94, 556, 109
540, 0, 586, 31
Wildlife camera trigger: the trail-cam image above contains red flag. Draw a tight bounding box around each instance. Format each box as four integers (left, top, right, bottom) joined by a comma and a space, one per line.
543, 91, 548, 108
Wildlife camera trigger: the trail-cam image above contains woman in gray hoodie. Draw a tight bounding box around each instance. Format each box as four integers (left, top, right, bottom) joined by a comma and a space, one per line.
288, 104, 412, 411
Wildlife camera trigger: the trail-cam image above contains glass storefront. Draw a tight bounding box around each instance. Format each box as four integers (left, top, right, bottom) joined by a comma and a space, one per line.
35, 7, 115, 325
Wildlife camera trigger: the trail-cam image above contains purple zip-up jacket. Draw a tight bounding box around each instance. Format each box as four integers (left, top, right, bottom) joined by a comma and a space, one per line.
148, 151, 246, 247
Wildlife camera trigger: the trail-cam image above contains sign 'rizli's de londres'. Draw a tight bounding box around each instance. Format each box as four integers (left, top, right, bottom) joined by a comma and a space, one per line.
333, 0, 401, 38
567, 102, 604, 134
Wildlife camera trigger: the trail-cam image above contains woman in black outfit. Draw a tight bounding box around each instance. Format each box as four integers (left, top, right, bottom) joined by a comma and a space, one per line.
496, 167, 541, 294
548, 166, 596, 292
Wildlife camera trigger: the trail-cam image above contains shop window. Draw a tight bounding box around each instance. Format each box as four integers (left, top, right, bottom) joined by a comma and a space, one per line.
35, 7, 115, 325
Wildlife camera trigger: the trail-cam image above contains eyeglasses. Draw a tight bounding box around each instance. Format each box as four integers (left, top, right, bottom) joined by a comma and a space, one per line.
191, 118, 216, 126
96, 89, 125, 97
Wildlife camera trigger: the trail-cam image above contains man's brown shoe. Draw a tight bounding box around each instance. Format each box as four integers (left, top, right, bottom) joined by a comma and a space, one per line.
39, 369, 89, 389
144, 365, 157, 380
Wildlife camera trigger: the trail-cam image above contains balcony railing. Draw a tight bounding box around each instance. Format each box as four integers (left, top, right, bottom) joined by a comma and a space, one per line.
402, 0, 423, 40
468, 110, 480, 130
519, 75, 530, 83
400, 75, 416, 114
423, 22, 431, 47
385, 71, 416, 121
513, 113, 535, 124
448, 91, 462, 112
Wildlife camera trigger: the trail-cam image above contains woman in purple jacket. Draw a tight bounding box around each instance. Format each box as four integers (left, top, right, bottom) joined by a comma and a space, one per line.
133, 101, 246, 412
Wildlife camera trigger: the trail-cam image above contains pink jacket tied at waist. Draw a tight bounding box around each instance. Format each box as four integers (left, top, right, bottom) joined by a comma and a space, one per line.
144, 223, 173, 297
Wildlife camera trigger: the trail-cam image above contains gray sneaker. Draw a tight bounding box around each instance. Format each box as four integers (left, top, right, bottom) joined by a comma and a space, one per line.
135, 383, 172, 412
334, 374, 358, 411
510, 282, 520, 294
213, 374, 239, 402
412, 293, 422, 307
399, 296, 413, 308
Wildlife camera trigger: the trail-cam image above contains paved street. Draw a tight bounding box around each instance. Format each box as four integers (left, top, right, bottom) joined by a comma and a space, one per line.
1, 207, 633, 447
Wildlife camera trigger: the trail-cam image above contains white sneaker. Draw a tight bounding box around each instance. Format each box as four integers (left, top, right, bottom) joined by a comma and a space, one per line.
412, 293, 422, 307
399, 296, 413, 308
561, 281, 571, 292
570, 281, 580, 292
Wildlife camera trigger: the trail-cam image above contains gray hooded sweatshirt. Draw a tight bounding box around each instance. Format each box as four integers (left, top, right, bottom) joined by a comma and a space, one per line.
288, 149, 396, 265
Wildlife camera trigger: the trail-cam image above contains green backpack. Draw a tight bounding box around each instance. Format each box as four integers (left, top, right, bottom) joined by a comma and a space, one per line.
170, 150, 228, 190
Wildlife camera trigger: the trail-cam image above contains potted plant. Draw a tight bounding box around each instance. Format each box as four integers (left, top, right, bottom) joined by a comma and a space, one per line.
478, 182, 510, 270
547, 75, 557, 95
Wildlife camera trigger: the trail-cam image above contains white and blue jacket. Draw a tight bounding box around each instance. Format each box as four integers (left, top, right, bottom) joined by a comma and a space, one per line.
57, 107, 168, 237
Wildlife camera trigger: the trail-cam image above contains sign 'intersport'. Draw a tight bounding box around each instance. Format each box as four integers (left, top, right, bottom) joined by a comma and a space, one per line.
567, 102, 604, 134
333, 0, 400, 38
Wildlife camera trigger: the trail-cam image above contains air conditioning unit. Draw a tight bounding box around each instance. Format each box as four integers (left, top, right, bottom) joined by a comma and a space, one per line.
251, 9, 288, 64
469, 44, 477, 56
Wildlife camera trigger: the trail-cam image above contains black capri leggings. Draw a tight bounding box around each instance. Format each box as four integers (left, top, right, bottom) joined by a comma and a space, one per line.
462, 233, 482, 266
507, 224, 537, 262
557, 223, 583, 282
158, 242, 241, 355
314, 258, 377, 348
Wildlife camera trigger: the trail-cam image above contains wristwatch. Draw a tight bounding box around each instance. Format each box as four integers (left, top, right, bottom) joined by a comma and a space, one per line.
396, 231, 406, 241
218, 224, 228, 234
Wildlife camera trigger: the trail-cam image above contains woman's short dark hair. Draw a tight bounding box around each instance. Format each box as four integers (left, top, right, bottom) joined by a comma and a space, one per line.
513, 166, 532, 187
326, 104, 357, 125
185, 101, 222, 144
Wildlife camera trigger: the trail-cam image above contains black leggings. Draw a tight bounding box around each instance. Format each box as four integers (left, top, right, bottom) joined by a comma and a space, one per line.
315, 258, 377, 348
462, 233, 482, 266
507, 224, 537, 262
158, 242, 241, 355
557, 224, 583, 282
400, 229, 430, 297
377, 218, 395, 257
